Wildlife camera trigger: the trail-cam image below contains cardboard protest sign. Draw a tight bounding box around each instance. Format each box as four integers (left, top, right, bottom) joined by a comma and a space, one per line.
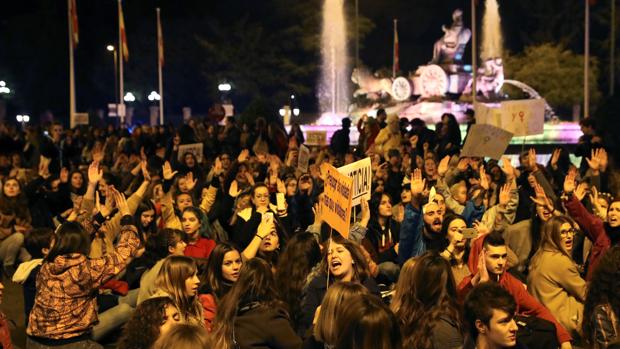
474, 102, 502, 127
500, 99, 545, 136
337, 157, 372, 206
320, 163, 353, 238
71, 112, 89, 127
177, 143, 204, 163
306, 130, 327, 145
297, 145, 310, 173
461, 124, 513, 160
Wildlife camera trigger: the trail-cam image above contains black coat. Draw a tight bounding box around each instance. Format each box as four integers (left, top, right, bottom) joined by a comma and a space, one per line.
233, 302, 302, 349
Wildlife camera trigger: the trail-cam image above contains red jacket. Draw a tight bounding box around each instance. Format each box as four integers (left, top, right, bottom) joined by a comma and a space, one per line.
199, 293, 217, 332
0, 312, 13, 349
184, 238, 216, 260
564, 194, 610, 280
458, 235, 572, 345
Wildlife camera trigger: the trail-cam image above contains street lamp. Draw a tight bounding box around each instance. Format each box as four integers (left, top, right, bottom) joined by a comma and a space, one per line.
16, 114, 30, 128
148, 91, 161, 101
293, 108, 300, 116
124, 92, 136, 102
0, 81, 10, 94
107, 45, 119, 104
218, 83, 232, 92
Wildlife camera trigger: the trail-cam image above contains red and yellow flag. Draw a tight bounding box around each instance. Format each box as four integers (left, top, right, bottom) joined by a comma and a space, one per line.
119, 1, 129, 62
393, 19, 399, 77
69, 0, 79, 48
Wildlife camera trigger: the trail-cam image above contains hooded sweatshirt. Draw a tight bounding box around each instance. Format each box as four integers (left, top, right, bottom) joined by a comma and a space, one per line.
27, 221, 140, 340
457, 235, 572, 345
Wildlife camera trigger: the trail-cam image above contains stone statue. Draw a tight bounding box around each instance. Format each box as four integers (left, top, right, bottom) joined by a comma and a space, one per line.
351, 67, 394, 100
431, 9, 471, 64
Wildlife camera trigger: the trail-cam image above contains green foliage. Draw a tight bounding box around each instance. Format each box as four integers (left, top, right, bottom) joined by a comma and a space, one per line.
504, 43, 601, 111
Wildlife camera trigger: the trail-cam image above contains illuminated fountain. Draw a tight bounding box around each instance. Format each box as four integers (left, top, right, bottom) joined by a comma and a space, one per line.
316, 0, 349, 125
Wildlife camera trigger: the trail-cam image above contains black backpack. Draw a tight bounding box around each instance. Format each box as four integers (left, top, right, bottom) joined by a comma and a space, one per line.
515, 315, 559, 349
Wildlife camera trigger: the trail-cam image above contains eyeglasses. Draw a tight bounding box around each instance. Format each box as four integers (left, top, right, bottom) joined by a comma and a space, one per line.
559, 228, 577, 237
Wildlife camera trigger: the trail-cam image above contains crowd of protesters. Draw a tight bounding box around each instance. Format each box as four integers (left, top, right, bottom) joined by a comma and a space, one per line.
0, 110, 617, 349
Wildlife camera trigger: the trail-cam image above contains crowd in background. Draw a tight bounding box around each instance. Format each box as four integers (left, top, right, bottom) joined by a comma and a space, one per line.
0, 108, 617, 349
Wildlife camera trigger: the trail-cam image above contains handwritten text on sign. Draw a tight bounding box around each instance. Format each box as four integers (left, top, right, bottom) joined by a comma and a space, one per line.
337, 157, 372, 206
321, 163, 353, 238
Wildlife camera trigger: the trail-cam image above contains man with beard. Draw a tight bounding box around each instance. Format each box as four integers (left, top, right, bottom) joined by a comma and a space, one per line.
398, 169, 445, 264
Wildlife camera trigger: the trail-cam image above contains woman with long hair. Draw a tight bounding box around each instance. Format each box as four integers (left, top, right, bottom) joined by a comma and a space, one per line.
0, 177, 31, 272
275, 232, 321, 333
211, 258, 301, 349
299, 233, 379, 335
68, 170, 86, 197
364, 192, 400, 283
307, 282, 370, 348
134, 200, 158, 239
335, 294, 402, 349
151, 255, 203, 326
180, 206, 216, 259
117, 297, 182, 349
528, 215, 586, 337
439, 214, 472, 285
232, 182, 292, 250
199, 242, 243, 330
136, 228, 187, 304
151, 323, 211, 349
583, 246, 620, 348
26, 190, 141, 348
393, 252, 463, 349
390, 257, 418, 314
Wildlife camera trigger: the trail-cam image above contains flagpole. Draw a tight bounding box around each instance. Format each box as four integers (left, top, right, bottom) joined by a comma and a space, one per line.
68, 0, 76, 128
584, 0, 590, 118
610, 0, 615, 96
157, 8, 164, 125
471, 0, 477, 103
118, 0, 125, 125
392, 19, 397, 78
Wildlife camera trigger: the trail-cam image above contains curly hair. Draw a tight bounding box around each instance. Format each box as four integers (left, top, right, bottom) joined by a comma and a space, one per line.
582, 246, 620, 346
117, 297, 175, 349
395, 252, 462, 349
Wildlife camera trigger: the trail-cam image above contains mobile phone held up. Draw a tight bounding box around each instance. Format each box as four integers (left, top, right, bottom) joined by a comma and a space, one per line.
462, 228, 478, 239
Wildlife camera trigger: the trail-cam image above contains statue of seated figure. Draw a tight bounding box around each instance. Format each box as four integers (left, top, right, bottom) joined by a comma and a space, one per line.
432, 9, 471, 64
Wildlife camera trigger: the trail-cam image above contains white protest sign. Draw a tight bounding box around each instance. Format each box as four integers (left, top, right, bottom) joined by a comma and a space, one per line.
177, 143, 204, 163
461, 124, 513, 160
297, 145, 310, 173
499, 99, 545, 136
71, 112, 89, 128
337, 157, 372, 206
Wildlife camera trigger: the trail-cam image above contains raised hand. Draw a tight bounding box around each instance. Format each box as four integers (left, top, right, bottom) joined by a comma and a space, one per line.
530, 182, 551, 209
92, 144, 104, 163
237, 149, 250, 163
457, 157, 470, 172
140, 160, 151, 182
162, 161, 178, 181
500, 156, 515, 180
437, 155, 450, 177
38, 161, 51, 179
276, 178, 286, 194
528, 148, 537, 170
498, 183, 511, 206
88, 161, 103, 185
312, 199, 324, 226
585, 149, 602, 172
473, 220, 490, 237
112, 188, 130, 217
409, 134, 419, 148
599, 148, 608, 172
574, 182, 588, 201
184, 172, 197, 191
550, 148, 561, 170
479, 166, 490, 191
563, 168, 577, 193
410, 168, 426, 196
359, 199, 370, 227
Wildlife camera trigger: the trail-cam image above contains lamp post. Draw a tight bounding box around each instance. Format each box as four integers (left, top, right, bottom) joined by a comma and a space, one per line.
0, 81, 10, 122
123, 92, 136, 125
16, 114, 30, 129
107, 45, 119, 104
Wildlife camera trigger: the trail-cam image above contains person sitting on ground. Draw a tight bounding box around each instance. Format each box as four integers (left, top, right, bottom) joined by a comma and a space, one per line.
463, 282, 524, 349
117, 297, 182, 349
151, 323, 211, 349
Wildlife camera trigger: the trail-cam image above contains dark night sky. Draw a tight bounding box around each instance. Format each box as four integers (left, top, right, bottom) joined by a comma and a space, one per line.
0, 0, 610, 124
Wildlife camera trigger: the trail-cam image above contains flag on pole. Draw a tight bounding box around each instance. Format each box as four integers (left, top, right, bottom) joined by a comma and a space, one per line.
69, 0, 79, 48
157, 9, 164, 67
119, 1, 129, 62
393, 19, 399, 78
